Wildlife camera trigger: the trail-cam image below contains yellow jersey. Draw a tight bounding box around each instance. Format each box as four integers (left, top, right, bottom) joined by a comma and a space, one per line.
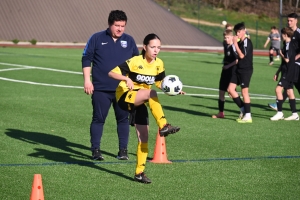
111, 55, 166, 101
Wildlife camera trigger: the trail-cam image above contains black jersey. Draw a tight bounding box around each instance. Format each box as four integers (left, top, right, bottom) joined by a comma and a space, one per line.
291, 28, 300, 54
237, 37, 253, 72
281, 41, 299, 82
223, 44, 238, 65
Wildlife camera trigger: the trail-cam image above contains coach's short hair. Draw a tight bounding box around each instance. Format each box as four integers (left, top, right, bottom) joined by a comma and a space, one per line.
287, 12, 298, 19
234, 22, 245, 32
108, 10, 127, 26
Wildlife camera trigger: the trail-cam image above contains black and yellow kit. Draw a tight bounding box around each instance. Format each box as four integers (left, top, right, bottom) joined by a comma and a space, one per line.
112, 55, 168, 175
111, 55, 166, 101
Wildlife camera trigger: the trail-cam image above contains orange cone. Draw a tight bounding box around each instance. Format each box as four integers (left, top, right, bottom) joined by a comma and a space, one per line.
150, 130, 172, 163
30, 174, 44, 200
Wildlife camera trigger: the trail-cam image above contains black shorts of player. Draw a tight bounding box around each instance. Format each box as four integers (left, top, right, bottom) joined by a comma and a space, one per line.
219, 67, 234, 91
277, 77, 294, 89
230, 70, 253, 88
269, 46, 279, 51
118, 90, 149, 126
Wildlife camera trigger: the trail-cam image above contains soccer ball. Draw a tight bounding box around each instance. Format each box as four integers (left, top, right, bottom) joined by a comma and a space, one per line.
222, 20, 227, 26
161, 75, 183, 96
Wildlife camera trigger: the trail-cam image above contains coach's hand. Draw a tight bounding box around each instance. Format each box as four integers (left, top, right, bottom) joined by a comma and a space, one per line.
84, 80, 94, 95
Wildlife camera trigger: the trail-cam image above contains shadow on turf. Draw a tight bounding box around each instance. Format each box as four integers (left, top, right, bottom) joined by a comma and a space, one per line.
5, 129, 134, 181
189, 59, 222, 65
162, 105, 211, 117
197, 59, 223, 64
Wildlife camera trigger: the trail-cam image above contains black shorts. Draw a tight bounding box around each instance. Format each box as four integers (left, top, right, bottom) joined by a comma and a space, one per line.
277, 77, 294, 89
118, 91, 149, 126
230, 70, 253, 88
219, 67, 234, 91
269, 46, 280, 51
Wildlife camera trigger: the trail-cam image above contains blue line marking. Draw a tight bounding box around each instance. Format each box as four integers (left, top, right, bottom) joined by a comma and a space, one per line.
1, 155, 299, 167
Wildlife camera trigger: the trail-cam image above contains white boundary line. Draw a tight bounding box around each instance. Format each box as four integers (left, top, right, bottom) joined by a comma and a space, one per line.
0, 62, 82, 74
1, 62, 298, 100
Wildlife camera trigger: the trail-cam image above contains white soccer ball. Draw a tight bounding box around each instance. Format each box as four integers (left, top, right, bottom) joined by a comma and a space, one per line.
222, 20, 227, 26
161, 75, 183, 96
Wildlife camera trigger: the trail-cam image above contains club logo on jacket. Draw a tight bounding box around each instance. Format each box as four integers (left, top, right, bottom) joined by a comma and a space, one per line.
121, 40, 127, 48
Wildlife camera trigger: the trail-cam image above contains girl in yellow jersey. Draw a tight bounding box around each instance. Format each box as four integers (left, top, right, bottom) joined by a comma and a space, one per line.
108, 33, 182, 183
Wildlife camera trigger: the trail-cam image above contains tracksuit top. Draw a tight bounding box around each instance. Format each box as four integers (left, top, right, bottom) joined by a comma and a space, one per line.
82, 28, 139, 91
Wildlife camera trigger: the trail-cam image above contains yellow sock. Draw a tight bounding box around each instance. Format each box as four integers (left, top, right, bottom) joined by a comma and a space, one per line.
135, 142, 148, 174
148, 96, 167, 129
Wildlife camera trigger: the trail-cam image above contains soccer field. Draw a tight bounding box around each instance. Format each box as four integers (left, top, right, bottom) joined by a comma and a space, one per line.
0, 47, 299, 199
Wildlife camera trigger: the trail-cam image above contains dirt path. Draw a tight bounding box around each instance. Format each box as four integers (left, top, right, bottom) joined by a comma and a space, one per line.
181, 17, 270, 36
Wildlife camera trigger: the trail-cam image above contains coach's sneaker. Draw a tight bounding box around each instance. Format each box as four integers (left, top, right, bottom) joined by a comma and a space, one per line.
116, 148, 129, 160
92, 149, 104, 161
159, 124, 180, 137
284, 113, 299, 121
268, 103, 278, 111
134, 172, 151, 184
270, 112, 284, 121
212, 112, 224, 119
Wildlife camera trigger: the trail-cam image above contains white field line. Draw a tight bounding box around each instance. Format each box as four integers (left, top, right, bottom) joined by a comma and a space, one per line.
0, 67, 34, 72
0, 62, 82, 74
156, 92, 278, 100
0, 62, 297, 100
0, 77, 83, 89
0, 53, 79, 57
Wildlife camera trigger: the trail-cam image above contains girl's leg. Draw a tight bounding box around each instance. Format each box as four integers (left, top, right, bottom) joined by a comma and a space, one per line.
135, 124, 149, 174
134, 124, 151, 183
135, 89, 167, 129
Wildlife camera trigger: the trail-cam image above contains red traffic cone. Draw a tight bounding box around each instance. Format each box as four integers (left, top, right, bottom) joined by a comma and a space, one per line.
30, 174, 44, 200
150, 130, 172, 163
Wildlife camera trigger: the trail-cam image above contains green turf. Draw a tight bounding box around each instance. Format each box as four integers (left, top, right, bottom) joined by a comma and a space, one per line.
0, 47, 299, 199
